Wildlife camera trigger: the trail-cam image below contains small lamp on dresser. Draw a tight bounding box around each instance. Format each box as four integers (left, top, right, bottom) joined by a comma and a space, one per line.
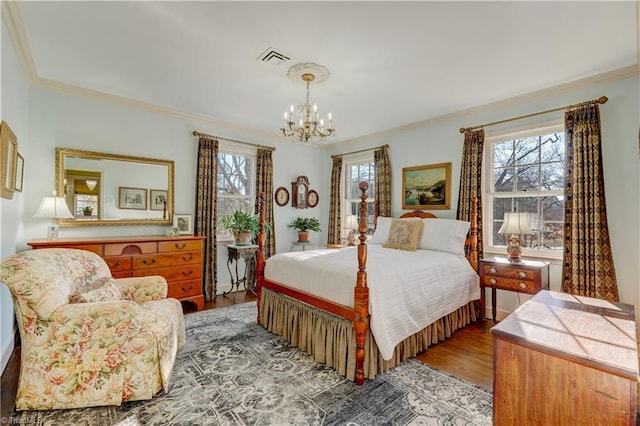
33, 191, 74, 240
498, 212, 533, 263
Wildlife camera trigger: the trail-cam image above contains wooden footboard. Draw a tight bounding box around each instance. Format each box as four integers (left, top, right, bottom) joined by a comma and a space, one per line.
255, 187, 478, 386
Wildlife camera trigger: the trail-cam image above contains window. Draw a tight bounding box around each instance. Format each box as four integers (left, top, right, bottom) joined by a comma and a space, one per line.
485, 124, 564, 258
216, 149, 255, 239
343, 156, 376, 238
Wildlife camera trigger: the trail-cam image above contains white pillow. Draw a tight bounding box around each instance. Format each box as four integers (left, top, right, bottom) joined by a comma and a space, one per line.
369, 217, 393, 245
419, 218, 470, 256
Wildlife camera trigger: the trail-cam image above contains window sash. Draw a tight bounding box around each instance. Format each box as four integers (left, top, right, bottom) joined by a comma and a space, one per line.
216, 149, 255, 239
484, 123, 564, 259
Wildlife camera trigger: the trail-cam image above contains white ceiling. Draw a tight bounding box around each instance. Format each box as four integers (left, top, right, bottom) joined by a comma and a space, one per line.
11, 1, 639, 142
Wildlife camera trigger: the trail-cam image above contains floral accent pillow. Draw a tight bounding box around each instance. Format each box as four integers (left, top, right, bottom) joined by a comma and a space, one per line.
383, 218, 424, 251
69, 277, 123, 303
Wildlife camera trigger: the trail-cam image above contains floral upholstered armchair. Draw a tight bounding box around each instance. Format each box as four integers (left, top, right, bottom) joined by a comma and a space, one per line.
0, 248, 186, 410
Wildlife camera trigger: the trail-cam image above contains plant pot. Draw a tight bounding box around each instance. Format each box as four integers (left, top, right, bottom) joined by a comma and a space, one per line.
83, 210, 92, 216
297, 231, 309, 242
234, 231, 253, 246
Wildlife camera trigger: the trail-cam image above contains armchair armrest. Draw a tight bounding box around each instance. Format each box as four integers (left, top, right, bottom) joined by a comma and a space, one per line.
117, 276, 168, 302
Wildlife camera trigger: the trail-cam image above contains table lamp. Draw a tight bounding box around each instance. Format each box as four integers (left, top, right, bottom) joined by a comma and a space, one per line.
34, 191, 74, 240
345, 215, 359, 246
498, 212, 533, 263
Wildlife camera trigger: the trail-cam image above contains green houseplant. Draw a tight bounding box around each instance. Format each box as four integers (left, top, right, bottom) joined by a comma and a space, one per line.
82, 205, 93, 216
221, 210, 270, 245
287, 217, 321, 242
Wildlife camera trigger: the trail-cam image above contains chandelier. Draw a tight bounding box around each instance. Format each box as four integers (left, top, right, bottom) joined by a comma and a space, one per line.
280, 63, 335, 144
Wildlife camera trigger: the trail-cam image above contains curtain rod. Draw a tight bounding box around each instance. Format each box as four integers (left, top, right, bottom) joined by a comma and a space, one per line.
331, 144, 389, 159
459, 96, 608, 134
192, 131, 276, 151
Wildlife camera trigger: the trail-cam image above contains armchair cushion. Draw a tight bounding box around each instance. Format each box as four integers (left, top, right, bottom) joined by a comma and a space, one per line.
0, 248, 186, 410
69, 277, 123, 303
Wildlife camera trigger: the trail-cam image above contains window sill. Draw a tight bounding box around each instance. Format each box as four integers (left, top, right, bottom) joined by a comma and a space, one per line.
483, 248, 562, 265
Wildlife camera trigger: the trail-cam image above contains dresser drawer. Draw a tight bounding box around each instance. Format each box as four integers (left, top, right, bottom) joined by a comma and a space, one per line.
481, 264, 536, 281
54, 243, 103, 255
133, 265, 201, 282
133, 251, 201, 269
482, 275, 537, 293
167, 279, 202, 298
104, 255, 132, 273
104, 242, 157, 256
158, 240, 202, 253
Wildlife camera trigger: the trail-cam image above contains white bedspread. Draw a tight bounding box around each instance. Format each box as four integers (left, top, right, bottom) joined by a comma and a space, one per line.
264, 245, 480, 360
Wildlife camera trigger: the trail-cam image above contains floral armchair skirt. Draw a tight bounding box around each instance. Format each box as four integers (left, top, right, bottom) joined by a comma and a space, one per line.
0, 248, 186, 410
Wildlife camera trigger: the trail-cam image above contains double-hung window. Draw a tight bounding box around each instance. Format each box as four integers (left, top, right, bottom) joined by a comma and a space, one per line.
216, 147, 255, 239
484, 123, 565, 259
343, 155, 376, 238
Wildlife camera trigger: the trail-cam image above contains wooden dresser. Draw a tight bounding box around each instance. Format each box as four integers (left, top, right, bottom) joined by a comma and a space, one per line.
491, 290, 638, 425
28, 235, 205, 311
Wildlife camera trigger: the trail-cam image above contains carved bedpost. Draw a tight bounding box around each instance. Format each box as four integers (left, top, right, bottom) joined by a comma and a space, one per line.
256, 192, 266, 324
354, 182, 370, 385
468, 197, 479, 272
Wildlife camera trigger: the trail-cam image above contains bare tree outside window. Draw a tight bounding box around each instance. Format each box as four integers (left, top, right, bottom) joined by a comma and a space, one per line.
488, 130, 565, 253
217, 152, 254, 238
346, 160, 376, 236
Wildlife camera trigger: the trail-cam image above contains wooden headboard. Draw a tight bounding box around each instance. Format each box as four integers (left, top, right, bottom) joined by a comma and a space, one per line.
399, 210, 437, 219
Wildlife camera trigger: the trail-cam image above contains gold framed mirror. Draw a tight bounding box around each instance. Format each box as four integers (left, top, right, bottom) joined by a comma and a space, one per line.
55, 148, 174, 226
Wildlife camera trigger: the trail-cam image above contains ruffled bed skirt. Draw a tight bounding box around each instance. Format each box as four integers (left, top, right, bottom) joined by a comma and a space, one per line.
259, 287, 479, 381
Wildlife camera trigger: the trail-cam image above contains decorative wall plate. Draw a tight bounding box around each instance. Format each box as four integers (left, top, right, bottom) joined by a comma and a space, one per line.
307, 190, 319, 208
275, 186, 290, 206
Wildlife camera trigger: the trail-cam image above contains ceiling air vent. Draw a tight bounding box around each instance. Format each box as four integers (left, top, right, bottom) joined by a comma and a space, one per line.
256, 47, 292, 66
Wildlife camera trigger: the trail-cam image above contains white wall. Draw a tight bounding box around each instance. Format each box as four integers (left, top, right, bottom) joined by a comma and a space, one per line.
329, 76, 640, 317
0, 20, 30, 371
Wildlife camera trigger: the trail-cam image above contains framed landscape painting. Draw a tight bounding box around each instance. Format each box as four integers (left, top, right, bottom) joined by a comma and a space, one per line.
402, 162, 451, 210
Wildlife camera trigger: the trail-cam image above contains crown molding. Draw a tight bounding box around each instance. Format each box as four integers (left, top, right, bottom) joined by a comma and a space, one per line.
339, 64, 640, 146
2, 0, 37, 84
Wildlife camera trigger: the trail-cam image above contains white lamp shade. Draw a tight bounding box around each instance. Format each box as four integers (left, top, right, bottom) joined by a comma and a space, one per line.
498, 212, 533, 235
345, 215, 359, 230
34, 196, 74, 219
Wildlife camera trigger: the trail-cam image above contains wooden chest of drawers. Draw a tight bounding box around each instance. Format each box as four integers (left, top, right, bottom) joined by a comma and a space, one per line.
28, 235, 205, 311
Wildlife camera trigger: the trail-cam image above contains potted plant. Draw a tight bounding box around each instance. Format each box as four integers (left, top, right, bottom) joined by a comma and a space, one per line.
287, 217, 321, 242
82, 205, 93, 216
221, 210, 270, 245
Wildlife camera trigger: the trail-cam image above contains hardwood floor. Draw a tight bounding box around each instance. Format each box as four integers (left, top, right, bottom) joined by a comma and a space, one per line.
0, 292, 495, 421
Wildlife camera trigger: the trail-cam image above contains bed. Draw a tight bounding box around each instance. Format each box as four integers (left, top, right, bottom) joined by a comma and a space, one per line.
255, 182, 479, 385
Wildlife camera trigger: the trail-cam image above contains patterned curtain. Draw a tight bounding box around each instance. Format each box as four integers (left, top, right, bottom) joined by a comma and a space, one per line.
194, 136, 218, 301
456, 129, 484, 259
562, 105, 619, 301
327, 155, 343, 245
374, 145, 392, 217
256, 147, 276, 259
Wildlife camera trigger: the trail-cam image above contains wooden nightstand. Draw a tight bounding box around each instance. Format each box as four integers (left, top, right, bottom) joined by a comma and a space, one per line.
479, 257, 549, 331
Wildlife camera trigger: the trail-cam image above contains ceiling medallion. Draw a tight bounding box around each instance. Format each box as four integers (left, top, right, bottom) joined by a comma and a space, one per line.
280, 63, 335, 145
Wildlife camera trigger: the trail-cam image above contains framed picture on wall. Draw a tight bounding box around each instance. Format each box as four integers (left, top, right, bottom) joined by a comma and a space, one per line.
14, 153, 24, 192
173, 214, 193, 235
1, 121, 18, 199
118, 186, 147, 210
150, 189, 168, 211
402, 162, 451, 210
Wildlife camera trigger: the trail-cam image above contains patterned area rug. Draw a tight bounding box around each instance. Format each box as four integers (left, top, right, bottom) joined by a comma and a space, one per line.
10, 302, 492, 425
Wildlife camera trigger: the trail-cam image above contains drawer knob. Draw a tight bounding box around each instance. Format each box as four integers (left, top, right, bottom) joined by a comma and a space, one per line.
142, 258, 156, 265
489, 278, 496, 284
182, 255, 193, 262
518, 271, 526, 278
114, 261, 121, 267
181, 285, 193, 292
519, 282, 526, 289
489, 267, 496, 273
182, 270, 193, 276
175, 243, 187, 249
